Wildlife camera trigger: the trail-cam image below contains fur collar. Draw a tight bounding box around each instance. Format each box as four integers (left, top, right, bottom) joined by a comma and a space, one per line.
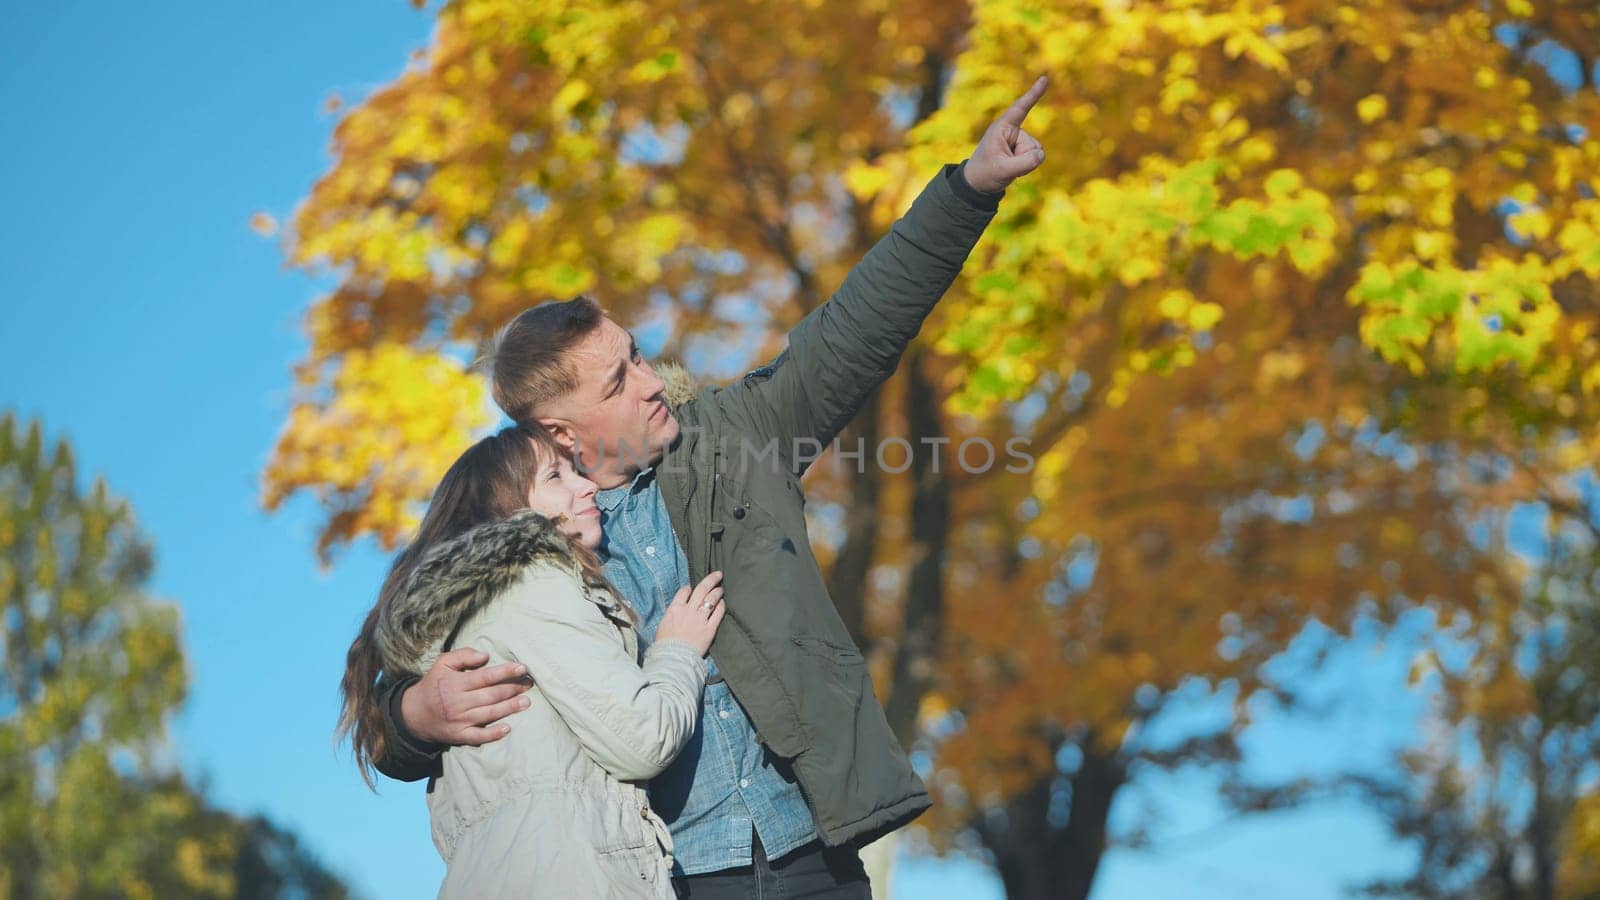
376, 510, 601, 674
658, 361, 697, 408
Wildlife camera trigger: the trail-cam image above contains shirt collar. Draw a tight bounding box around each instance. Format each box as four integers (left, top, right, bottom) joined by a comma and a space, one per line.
595, 465, 656, 513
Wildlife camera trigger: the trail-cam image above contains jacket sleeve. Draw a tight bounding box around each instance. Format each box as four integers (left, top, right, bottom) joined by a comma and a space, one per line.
371, 672, 446, 783
471, 568, 708, 783
708, 161, 1002, 471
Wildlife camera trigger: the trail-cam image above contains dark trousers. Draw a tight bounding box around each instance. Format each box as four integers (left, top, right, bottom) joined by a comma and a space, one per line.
672, 833, 872, 899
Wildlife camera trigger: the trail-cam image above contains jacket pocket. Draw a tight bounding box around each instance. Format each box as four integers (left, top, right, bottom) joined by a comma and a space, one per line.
792, 637, 867, 698
792, 635, 865, 667
590, 799, 669, 894
595, 840, 665, 892
790, 637, 868, 752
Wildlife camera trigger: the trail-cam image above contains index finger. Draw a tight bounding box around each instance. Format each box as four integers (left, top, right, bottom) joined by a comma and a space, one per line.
998, 75, 1049, 128
462, 660, 530, 690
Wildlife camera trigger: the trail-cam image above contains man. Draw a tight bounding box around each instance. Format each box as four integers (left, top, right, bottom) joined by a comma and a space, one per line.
370, 75, 1049, 896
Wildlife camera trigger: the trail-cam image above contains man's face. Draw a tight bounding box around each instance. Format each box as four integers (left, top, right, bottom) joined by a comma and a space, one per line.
539, 317, 679, 489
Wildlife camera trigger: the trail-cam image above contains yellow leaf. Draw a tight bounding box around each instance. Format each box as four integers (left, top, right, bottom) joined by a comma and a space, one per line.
1187, 302, 1224, 332
552, 79, 590, 115
1357, 94, 1388, 124
843, 160, 891, 200
248, 212, 278, 237
1158, 290, 1193, 320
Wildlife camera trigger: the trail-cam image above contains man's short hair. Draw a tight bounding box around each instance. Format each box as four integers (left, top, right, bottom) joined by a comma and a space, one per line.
481, 296, 605, 425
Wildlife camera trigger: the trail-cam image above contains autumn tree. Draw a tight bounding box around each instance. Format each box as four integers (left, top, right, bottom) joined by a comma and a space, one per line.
885, 1, 1600, 896
880, 1, 1600, 896
1345, 493, 1600, 900
0, 412, 350, 899
267, 0, 1600, 896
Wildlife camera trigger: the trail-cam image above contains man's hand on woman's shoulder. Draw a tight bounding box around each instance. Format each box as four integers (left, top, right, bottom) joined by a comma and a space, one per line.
399, 647, 534, 746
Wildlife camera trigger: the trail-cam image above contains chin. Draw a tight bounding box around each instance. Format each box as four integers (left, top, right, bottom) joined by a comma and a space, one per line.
655, 414, 681, 447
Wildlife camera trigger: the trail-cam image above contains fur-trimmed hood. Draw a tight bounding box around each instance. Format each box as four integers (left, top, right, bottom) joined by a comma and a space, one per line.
657, 361, 698, 408
376, 510, 606, 674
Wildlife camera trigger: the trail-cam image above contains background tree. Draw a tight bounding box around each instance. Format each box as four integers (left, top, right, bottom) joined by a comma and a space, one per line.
877, 2, 1600, 896
266, 0, 1600, 896
227, 815, 356, 900
1349, 493, 1600, 900
0, 412, 350, 899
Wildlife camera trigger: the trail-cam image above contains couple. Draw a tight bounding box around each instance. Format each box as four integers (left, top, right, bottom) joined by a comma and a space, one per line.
336, 76, 1049, 898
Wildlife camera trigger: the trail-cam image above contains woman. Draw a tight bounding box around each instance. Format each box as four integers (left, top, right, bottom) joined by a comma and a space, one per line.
337, 424, 724, 898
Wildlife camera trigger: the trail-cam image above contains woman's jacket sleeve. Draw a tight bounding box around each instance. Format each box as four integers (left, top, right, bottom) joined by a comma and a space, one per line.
466, 567, 707, 782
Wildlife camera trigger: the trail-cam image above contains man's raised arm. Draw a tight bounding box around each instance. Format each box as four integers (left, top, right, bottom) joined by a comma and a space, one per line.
714, 76, 1049, 465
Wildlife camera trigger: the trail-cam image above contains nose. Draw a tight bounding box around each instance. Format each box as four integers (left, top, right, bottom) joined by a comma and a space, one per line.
571, 471, 598, 499
639, 362, 665, 399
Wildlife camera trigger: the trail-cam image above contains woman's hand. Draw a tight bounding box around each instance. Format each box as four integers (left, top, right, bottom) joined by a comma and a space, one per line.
656, 570, 726, 656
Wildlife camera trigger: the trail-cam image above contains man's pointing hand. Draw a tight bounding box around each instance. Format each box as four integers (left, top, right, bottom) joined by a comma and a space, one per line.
962, 75, 1049, 195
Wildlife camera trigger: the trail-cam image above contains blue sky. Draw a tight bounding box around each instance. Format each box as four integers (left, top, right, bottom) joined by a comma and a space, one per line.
2, 4, 1446, 897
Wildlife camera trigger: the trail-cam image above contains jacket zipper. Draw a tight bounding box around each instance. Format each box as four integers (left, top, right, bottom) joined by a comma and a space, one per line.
677, 451, 696, 575
707, 474, 720, 574
705, 441, 721, 576
701, 435, 823, 828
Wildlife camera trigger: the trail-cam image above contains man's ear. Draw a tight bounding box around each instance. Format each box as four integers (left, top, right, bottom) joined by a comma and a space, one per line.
536, 417, 575, 451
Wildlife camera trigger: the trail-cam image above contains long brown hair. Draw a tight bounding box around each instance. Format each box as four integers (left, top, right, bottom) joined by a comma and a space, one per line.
337, 423, 607, 786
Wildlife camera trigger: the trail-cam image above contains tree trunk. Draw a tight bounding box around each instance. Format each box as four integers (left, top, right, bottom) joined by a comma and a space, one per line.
984, 742, 1126, 900
825, 389, 883, 649
1527, 734, 1555, 900
883, 350, 952, 746
1491, 844, 1520, 900
989, 779, 1056, 900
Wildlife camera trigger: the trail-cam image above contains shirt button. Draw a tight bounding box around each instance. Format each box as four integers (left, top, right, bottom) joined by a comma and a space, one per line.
645, 546, 657, 556
640, 806, 650, 819
719, 710, 730, 719
739, 778, 750, 789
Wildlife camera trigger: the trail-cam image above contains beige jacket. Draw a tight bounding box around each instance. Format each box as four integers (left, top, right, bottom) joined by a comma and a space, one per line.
376, 511, 707, 899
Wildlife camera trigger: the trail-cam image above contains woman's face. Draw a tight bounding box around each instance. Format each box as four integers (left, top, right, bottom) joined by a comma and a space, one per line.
527, 448, 602, 550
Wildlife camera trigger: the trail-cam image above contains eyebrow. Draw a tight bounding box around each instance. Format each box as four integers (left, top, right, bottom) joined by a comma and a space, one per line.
606, 335, 638, 395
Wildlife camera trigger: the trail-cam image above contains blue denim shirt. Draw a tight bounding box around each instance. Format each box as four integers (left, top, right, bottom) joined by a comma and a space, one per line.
596, 467, 817, 875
